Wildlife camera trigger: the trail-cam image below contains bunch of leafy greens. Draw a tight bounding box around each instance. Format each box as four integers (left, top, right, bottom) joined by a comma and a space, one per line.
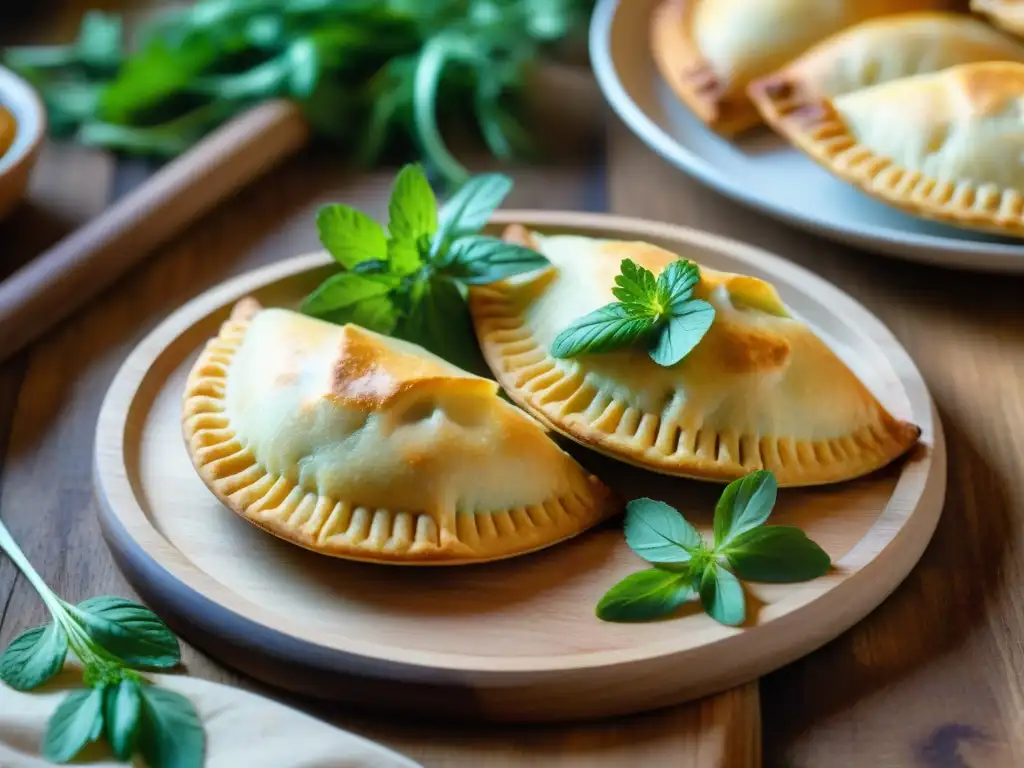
0, 519, 202, 767
303, 163, 547, 370
597, 471, 831, 626
2, 0, 593, 185
551, 257, 716, 367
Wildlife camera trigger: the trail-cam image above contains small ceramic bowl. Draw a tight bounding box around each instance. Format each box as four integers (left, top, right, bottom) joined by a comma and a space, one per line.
0, 64, 45, 221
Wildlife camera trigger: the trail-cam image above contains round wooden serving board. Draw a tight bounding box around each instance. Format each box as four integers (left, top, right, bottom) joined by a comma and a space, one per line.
94, 211, 945, 723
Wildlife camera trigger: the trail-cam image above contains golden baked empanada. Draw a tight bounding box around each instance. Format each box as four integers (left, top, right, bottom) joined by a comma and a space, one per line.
972, 1, 1024, 38
183, 300, 617, 564
651, 0, 959, 135
749, 13, 1024, 134
469, 227, 920, 487
762, 61, 1024, 236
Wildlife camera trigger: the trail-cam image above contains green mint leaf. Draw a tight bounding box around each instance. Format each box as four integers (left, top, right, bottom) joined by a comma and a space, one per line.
104, 677, 142, 761
285, 37, 322, 100
72, 597, 180, 669
323, 295, 399, 336
300, 272, 393, 318
396, 277, 486, 374
77, 11, 123, 70
0, 622, 68, 691
648, 299, 715, 367
316, 204, 388, 270
723, 526, 831, 583
623, 498, 702, 564
596, 569, 693, 622
698, 564, 746, 627
441, 235, 549, 284
138, 685, 205, 768
655, 259, 701, 312
388, 163, 438, 241
43, 687, 105, 763
551, 304, 656, 360
611, 259, 658, 311
387, 237, 423, 278
713, 470, 778, 550
100, 36, 218, 124
433, 173, 513, 255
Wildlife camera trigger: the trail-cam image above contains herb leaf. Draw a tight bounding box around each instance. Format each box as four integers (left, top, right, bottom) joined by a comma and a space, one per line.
553, 257, 715, 367
317, 204, 388, 270
596, 471, 832, 626
648, 299, 715, 367
72, 597, 180, 669
655, 258, 701, 311
612, 259, 658, 311
624, 498, 702, 564
300, 272, 393, 318
723, 527, 831, 583
698, 564, 746, 627
441, 235, 548, 284
138, 686, 205, 768
104, 677, 143, 761
324, 295, 399, 335
713, 470, 778, 549
43, 687, 106, 763
398, 277, 484, 373
387, 237, 423, 278
551, 305, 656, 360
596, 569, 693, 622
434, 173, 512, 254
0, 622, 68, 691
388, 163, 437, 241
77, 11, 123, 70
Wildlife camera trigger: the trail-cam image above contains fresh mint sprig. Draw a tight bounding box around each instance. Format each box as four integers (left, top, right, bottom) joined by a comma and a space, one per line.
3, 1, 594, 186
0, 518, 203, 767
596, 471, 831, 626
302, 163, 548, 371
552, 258, 715, 367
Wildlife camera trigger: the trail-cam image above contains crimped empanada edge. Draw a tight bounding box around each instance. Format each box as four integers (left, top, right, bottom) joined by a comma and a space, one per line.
650, 0, 763, 136
748, 80, 1024, 237
181, 301, 619, 565
469, 278, 921, 489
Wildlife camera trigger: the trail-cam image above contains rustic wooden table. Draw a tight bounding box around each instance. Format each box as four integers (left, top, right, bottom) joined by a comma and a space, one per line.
1, 5, 1023, 768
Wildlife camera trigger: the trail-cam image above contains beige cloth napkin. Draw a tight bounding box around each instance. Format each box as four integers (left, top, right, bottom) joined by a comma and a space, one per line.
0, 672, 421, 767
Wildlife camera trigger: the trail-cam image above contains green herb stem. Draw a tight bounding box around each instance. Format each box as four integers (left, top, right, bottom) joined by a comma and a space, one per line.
0, 518, 66, 618
413, 33, 479, 187
4, 45, 79, 70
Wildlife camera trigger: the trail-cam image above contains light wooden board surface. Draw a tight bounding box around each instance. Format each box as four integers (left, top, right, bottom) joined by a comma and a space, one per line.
91, 212, 942, 723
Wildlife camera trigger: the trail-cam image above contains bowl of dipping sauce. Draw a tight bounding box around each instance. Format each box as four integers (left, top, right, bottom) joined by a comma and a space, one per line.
0, 64, 45, 221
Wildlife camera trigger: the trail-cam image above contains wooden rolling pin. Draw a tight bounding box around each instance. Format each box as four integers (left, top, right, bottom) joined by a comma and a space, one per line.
0, 99, 310, 362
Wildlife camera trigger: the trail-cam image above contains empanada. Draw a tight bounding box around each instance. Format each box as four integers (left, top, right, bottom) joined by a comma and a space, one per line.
972, 1, 1024, 38
757, 61, 1024, 236
749, 13, 1024, 135
469, 227, 920, 487
651, 0, 959, 135
183, 300, 617, 564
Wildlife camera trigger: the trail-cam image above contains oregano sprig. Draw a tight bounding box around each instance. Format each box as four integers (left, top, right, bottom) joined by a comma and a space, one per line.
0, 518, 203, 767
596, 471, 831, 626
552, 258, 715, 367
301, 163, 548, 371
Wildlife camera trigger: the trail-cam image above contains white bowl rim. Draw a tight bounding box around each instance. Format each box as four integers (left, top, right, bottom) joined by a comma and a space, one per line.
0, 64, 46, 175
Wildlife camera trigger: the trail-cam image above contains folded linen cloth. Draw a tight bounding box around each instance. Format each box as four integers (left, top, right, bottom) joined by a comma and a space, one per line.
0, 672, 421, 768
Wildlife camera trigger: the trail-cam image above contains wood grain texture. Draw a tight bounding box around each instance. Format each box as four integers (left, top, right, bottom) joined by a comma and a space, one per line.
0, 100, 310, 362
607, 117, 1024, 767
